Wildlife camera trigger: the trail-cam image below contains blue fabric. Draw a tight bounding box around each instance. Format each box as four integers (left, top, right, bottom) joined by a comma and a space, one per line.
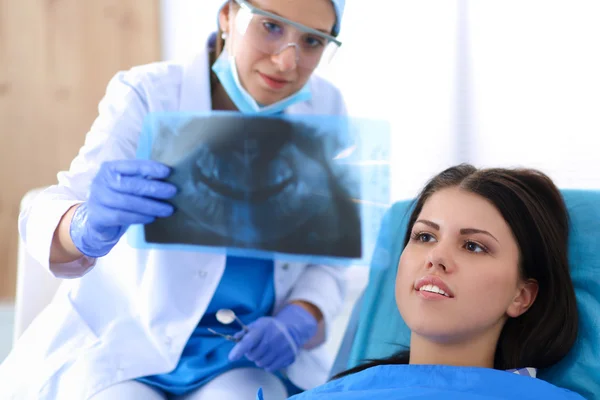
343, 189, 600, 400
330, 0, 345, 36
138, 256, 276, 395
287, 365, 585, 399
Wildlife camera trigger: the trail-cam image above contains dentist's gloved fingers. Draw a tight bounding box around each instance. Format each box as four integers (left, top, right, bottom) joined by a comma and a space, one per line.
233, 330, 245, 341
246, 335, 273, 363
264, 354, 295, 373
228, 327, 263, 362
254, 347, 281, 369
92, 190, 174, 218
88, 208, 156, 227
103, 175, 177, 200
104, 159, 172, 180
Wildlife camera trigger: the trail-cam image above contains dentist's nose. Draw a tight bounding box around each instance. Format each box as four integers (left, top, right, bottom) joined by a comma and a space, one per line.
273, 44, 298, 72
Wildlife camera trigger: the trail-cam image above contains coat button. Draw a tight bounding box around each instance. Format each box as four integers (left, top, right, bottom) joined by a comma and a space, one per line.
196, 270, 207, 278
282, 263, 289, 270
115, 357, 125, 373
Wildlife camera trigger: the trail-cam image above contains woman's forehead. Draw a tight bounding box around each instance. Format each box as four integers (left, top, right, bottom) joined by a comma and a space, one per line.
418, 188, 508, 233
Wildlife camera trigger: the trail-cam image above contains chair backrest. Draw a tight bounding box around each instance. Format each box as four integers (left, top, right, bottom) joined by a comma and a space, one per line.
332, 189, 600, 400
13, 188, 63, 343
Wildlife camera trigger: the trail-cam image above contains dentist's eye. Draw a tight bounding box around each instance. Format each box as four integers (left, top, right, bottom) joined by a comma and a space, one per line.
410, 232, 436, 243
263, 21, 283, 36
464, 240, 488, 254
304, 36, 325, 49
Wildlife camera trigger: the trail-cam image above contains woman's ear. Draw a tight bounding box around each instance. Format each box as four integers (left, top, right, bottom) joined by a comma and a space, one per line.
507, 279, 539, 318
219, 3, 232, 34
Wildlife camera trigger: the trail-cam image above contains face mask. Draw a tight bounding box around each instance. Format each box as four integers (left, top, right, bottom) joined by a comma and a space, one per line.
211, 50, 312, 115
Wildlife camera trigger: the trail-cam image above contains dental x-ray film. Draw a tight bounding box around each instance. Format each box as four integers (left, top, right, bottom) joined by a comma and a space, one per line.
127, 111, 391, 268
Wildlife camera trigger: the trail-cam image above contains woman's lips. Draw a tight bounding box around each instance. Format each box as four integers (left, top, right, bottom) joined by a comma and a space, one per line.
259, 72, 289, 90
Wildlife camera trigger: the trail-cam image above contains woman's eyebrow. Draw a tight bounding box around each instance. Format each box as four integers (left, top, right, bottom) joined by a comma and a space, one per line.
460, 228, 499, 243
415, 219, 439, 230
259, 6, 332, 34
415, 220, 500, 243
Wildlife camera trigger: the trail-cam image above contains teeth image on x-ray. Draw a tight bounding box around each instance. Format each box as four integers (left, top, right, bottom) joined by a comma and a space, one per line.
143, 113, 363, 259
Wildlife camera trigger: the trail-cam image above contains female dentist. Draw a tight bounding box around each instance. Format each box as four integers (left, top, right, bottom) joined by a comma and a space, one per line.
0, 0, 348, 399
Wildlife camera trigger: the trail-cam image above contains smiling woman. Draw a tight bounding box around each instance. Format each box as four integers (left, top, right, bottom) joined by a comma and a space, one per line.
288, 164, 584, 399
353, 164, 577, 372
398, 184, 534, 368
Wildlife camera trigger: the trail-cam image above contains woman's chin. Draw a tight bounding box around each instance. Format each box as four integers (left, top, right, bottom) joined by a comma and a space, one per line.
404, 318, 460, 344
248, 85, 296, 106
253, 94, 286, 107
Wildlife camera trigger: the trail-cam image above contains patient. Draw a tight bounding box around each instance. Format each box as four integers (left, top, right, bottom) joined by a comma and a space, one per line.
284, 164, 585, 399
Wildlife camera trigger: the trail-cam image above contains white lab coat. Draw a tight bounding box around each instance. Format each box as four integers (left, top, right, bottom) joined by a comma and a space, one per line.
0, 40, 349, 400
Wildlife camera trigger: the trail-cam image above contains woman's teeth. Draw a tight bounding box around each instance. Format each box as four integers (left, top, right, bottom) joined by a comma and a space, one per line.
419, 284, 450, 297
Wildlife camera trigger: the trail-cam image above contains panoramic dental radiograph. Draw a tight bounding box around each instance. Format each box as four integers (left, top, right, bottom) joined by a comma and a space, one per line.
144, 114, 362, 259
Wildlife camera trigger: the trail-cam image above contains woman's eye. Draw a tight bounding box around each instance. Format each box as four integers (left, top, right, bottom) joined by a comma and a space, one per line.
304, 36, 324, 48
412, 232, 436, 243
464, 241, 487, 254
419, 233, 433, 242
263, 22, 283, 34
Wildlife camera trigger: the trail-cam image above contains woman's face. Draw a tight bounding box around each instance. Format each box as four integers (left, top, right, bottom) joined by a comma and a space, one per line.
395, 187, 537, 345
219, 0, 336, 106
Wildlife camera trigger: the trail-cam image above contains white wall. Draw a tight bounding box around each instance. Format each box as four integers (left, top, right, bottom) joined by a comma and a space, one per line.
160, 0, 224, 61
466, 0, 600, 189
318, 0, 464, 201
318, 0, 600, 197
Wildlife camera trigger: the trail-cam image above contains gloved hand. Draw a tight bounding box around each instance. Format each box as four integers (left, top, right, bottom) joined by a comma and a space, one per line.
70, 159, 177, 258
228, 303, 318, 373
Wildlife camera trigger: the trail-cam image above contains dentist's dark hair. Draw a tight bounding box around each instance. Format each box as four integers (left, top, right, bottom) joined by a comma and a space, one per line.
211, 1, 239, 95
333, 163, 578, 379
213, 1, 238, 61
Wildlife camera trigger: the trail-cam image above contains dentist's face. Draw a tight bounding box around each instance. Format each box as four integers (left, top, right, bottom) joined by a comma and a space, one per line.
219, 0, 336, 106
395, 187, 530, 345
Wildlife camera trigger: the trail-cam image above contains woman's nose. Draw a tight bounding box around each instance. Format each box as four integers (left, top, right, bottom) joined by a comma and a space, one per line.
426, 243, 454, 272
272, 45, 298, 72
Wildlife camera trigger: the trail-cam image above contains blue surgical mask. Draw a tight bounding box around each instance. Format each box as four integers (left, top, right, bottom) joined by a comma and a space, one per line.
211, 50, 312, 115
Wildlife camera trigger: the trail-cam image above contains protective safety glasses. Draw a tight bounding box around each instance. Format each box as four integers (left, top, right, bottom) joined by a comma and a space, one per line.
232, 0, 342, 69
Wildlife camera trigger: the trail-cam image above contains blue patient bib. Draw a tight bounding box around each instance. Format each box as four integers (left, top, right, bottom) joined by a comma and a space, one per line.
138, 256, 275, 395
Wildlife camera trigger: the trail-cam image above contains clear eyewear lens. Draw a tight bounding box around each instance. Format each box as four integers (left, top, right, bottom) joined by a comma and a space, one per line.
234, 2, 341, 69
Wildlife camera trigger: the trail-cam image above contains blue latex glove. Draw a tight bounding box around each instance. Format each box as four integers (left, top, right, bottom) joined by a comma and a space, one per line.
70, 159, 177, 258
228, 304, 319, 373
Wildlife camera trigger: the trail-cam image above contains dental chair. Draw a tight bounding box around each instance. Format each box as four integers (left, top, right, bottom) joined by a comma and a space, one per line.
330, 189, 600, 400
13, 187, 63, 343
